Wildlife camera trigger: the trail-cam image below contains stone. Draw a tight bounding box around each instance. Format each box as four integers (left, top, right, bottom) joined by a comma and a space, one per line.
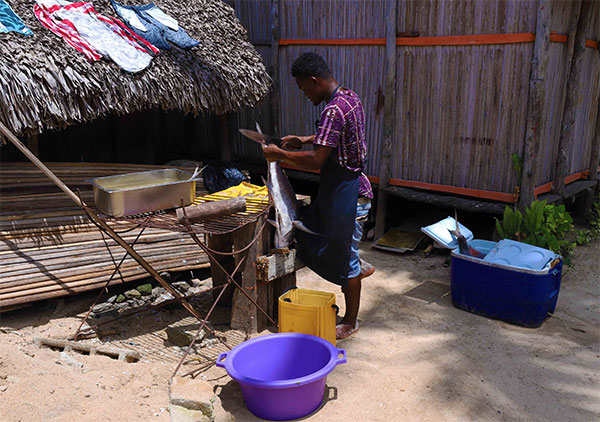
124, 289, 141, 299
136, 283, 153, 296
169, 377, 215, 421
166, 326, 206, 347
106, 295, 117, 304
172, 281, 190, 292
0, 385, 7, 392
189, 278, 208, 288
152, 287, 167, 298
59, 352, 83, 368
91, 308, 118, 319
160, 272, 172, 282
92, 303, 114, 313
168, 404, 211, 422
115, 294, 127, 303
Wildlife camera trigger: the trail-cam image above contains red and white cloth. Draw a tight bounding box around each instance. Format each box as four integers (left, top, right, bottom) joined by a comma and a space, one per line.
34, 0, 158, 72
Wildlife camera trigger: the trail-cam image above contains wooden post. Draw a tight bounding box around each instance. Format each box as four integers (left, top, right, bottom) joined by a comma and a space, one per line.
589, 101, 600, 183
553, 1, 589, 196
207, 233, 234, 306
374, 0, 397, 239
269, 0, 281, 137
230, 219, 264, 333
587, 32, 600, 184
518, 0, 551, 211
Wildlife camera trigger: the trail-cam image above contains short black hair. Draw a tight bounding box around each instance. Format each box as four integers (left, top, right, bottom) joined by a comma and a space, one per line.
291, 52, 332, 79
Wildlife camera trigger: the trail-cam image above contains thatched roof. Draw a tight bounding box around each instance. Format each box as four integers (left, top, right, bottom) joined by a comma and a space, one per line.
0, 0, 271, 136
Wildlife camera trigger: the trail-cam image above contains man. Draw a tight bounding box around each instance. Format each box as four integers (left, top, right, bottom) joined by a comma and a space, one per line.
262, 52, 375, 340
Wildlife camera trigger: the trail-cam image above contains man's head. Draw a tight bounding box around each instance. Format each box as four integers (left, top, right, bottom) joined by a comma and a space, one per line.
291, 52, 334, 105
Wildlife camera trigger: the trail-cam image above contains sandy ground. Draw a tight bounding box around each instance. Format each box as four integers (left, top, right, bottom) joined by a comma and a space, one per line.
0, 239, 598, 422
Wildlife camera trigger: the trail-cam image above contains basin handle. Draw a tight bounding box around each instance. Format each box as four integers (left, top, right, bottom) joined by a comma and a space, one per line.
216, 352, 228, 368
335, 349, 347, 365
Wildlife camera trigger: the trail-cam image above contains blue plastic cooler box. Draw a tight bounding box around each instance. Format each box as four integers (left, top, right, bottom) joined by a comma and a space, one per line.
421, 217, 562, 328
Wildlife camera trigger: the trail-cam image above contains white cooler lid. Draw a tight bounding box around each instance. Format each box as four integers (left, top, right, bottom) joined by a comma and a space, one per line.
421, 216, 474, 249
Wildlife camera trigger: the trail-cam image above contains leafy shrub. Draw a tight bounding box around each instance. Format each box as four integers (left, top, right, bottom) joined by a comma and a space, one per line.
495, 200, 575, 257
576, 197, 600, 246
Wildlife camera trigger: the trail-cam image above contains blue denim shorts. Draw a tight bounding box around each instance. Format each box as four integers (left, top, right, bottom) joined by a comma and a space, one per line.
348, 198, 371, 278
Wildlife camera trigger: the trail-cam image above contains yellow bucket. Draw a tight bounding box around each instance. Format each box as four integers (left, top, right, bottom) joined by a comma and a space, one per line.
278, 287, 338, 346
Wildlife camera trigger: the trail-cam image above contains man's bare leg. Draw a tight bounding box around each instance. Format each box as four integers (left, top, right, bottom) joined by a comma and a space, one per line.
337, 276, 361, 339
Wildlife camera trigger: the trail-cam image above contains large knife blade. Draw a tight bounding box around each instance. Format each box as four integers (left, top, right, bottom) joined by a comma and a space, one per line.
239, 129, 282, 146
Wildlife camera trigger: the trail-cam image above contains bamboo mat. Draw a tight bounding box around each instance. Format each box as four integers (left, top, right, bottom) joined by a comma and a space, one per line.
0, 162, 215, 310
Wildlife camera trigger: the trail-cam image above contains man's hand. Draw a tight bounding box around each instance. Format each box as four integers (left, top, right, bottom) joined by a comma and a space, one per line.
263, 144, 284, 162
281, 135, 303, 150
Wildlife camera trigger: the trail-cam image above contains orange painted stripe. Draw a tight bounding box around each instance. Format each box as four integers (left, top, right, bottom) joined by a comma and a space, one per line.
533, 168, 600, 197
396, 32, 535, 46
549, 32, 568, 43
282, 164, 600, 203
279, 38, 385, 46
280, 163, 517, 203
279, 32, 568, 47
586, 39, 599, 49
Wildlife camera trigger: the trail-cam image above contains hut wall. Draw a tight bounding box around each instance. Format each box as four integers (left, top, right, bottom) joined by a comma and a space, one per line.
231, 0, 599, 198
0, 109, 222, 165
564, 3, 600, 178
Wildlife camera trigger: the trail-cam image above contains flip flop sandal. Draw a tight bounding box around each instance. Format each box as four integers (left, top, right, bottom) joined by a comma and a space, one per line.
336, 321, 359, 340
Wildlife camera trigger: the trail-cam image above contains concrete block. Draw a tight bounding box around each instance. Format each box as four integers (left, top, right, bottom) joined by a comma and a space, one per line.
169, 377, 215, 421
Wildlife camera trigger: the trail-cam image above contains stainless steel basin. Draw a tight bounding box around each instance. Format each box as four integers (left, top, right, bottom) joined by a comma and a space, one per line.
89, 169, 196, 217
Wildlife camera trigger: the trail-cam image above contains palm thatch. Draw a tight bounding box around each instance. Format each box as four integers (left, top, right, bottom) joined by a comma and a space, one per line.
0, 0, 271, 136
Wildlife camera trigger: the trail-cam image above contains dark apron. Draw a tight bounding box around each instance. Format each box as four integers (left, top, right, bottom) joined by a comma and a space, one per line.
297, 155, 359, 286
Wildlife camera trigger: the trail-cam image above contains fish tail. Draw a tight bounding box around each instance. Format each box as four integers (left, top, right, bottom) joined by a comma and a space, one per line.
293, 220, 325, 236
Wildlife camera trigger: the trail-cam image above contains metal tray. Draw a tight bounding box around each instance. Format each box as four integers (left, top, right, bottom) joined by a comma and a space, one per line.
89, 169, 196, 217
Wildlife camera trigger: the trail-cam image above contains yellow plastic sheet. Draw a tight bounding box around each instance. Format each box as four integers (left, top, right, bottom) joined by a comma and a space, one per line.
192, 182, 270, 215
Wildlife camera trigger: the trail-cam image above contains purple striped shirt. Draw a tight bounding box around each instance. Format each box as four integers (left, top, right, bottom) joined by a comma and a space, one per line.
313, 88, 373, 199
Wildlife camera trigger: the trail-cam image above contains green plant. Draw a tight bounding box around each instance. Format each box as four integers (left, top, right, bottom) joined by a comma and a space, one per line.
576, 197, 600, 245
495, 200, 575, 258
511, 153, 524, 183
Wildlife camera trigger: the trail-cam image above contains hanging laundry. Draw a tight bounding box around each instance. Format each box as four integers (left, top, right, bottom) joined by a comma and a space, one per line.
0, 0, 33, 36
34, 0, 159, 73
110, 0, 199, 50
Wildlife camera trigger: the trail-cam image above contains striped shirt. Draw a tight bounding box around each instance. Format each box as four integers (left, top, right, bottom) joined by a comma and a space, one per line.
314, 88, 373, 199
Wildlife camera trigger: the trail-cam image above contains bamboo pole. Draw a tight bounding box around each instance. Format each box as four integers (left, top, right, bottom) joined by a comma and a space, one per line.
518, 0, 551, 210
374, 0, 398, 239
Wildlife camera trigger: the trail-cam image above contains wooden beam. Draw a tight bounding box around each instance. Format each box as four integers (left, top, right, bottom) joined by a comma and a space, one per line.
374, 0, 397, 239
269, 0, 280, 137
553, 1, 588, 196
518, 0, 551, 210
230, 219, 262, 333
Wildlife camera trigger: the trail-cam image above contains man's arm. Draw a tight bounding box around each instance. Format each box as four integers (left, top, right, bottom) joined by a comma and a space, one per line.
263, 144, 333, 170
281, 134, 316, 150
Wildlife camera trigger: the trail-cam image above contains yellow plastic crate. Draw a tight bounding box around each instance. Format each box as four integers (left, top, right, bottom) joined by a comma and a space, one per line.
278, 287, 338, 346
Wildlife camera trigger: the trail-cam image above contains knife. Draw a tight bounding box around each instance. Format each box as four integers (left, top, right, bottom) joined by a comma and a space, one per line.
239, 129, 282, 146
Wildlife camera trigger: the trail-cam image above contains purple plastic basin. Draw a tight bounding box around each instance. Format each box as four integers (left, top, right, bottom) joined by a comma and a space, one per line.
216, 333, 346, 421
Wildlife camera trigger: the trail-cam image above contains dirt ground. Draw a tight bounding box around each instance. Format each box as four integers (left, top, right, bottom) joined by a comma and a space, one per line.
0, 238, 598, 422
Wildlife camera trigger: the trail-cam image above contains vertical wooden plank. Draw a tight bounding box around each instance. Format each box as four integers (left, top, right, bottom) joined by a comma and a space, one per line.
231, 220, 263, 333
207, 233, 234, 306
270, 0, 280, 137
518, 0, 551, 210
589, 100, 600, 182
553, 1, 588, 196
374, 0, 398, 240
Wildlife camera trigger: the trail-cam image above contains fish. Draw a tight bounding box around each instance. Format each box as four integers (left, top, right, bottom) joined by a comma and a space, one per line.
239, 123, 321, 249
448, 211, 484, 258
